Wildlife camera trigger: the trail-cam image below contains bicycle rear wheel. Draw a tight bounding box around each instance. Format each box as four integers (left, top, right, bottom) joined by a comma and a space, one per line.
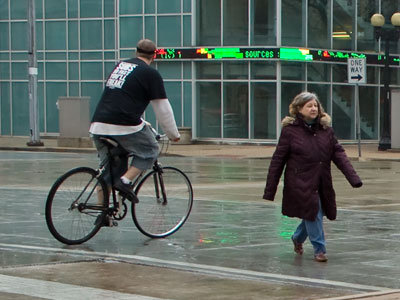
45, 167, 109, 245
132, 167, 193, 238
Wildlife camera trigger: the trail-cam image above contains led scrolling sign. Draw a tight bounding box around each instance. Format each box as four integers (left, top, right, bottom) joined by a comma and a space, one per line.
155, 47, 400, 65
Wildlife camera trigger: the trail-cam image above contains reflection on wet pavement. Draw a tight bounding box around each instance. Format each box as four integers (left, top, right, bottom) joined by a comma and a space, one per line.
0, 151, 400, 299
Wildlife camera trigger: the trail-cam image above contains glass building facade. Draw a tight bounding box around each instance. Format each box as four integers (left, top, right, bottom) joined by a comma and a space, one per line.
0, 0, 399, 142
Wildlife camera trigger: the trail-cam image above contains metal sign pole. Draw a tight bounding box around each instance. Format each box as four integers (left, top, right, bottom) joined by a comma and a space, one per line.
27, 0, 43, 146
348, 58, 366, 160
355, 84, 361, 158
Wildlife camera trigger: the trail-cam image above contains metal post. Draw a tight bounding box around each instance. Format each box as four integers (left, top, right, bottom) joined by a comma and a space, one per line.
27, 0, 43, 146
355, 84, 361, 158
378, 38, 391, 150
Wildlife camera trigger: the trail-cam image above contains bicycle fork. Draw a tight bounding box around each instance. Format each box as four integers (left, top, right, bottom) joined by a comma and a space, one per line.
153, 169, 167, 205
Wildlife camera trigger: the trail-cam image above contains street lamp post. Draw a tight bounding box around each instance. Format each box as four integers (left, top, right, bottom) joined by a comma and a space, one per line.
370, 12, 400, 151
27, 0, 43, 146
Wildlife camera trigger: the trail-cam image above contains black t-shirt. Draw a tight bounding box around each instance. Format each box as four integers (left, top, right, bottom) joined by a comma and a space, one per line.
91, 58, 167, 126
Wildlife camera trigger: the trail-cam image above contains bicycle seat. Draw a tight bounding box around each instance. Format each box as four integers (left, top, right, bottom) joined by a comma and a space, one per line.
99, 137, 128, 157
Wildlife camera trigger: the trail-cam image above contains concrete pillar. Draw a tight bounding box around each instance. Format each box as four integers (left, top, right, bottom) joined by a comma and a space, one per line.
57, 96, 93, 148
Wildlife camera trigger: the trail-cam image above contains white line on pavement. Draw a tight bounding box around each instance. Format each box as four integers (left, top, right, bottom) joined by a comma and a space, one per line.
0, 274, 169, 300
0, 243, 392, 293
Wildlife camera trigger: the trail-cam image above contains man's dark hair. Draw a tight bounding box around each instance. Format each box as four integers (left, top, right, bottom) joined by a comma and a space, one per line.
136, 39, 156, 60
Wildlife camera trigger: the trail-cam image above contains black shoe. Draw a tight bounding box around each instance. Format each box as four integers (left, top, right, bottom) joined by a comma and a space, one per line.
95, 215, 118, 227
95, 215, 109, 227
114, 179, 139, 203
94, 215, 104, 226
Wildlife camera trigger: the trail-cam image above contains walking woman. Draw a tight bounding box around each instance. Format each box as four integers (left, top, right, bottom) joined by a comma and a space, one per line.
263, 91, 362, 262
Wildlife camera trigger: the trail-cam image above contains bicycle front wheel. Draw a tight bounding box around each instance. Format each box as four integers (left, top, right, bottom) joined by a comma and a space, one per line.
132, 167, 193, 238
45, 167, 109, 245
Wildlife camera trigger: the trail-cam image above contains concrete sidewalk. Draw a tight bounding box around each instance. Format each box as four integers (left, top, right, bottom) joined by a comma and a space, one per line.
1, 136, 400, 161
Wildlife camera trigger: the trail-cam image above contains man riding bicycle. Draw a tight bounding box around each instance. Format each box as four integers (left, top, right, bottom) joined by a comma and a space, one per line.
89, 39, 180, 204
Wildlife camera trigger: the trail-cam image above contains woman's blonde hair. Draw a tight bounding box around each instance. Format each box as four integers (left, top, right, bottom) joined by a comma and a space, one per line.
289, 91, 325, 118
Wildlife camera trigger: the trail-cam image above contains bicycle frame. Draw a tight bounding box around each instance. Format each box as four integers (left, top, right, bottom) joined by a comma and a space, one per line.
68, 175, 97, 210
68, 171, 109, 213
98, 131, 171, 219
117, 159, 168, 206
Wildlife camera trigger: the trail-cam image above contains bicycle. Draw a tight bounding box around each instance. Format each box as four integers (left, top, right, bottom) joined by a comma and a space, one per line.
45, 126, 193, 245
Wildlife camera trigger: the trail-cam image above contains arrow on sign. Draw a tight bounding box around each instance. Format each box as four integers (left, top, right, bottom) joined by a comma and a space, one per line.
351, 74, 363, 81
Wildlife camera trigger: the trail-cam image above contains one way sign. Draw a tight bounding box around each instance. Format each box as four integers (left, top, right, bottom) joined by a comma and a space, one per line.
348, 58, 366, 84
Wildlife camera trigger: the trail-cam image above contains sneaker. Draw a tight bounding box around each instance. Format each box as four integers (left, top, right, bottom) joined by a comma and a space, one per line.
291, 236, 304, 255
314, 252, 328, 262
114, 179, 139, 203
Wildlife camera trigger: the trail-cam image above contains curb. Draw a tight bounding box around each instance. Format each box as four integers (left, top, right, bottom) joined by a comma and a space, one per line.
319, 290, 400, 300
0, 146, 96, 154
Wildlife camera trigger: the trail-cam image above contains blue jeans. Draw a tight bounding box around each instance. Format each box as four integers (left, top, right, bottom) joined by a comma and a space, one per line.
292, 201, 326, 255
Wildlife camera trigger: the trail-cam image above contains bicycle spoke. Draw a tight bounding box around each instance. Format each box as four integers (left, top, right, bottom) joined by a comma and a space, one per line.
46, 167, 109, 245
133, 167, 193, 238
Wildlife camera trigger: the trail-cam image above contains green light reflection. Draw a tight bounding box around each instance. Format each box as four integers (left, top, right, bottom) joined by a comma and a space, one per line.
202, 48, 244, 59
280, 48, 313, 61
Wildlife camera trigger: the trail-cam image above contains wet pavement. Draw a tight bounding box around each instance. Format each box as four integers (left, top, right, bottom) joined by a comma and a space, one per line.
0, 144, 400, 299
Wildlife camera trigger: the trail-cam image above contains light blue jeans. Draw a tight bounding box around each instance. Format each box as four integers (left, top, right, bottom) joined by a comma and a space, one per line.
292, 200, 326, 255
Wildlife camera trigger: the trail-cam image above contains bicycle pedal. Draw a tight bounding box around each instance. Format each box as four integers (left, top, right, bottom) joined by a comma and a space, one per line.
97, 215, 118, 227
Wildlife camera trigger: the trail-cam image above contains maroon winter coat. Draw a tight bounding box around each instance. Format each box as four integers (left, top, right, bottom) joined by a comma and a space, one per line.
263, 113, 362, 221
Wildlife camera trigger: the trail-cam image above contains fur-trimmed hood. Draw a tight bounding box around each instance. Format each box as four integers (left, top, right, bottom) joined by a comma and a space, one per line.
281, 113, 332, 129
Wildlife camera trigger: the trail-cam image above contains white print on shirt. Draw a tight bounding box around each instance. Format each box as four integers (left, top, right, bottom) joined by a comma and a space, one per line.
106, 62, 138, 89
